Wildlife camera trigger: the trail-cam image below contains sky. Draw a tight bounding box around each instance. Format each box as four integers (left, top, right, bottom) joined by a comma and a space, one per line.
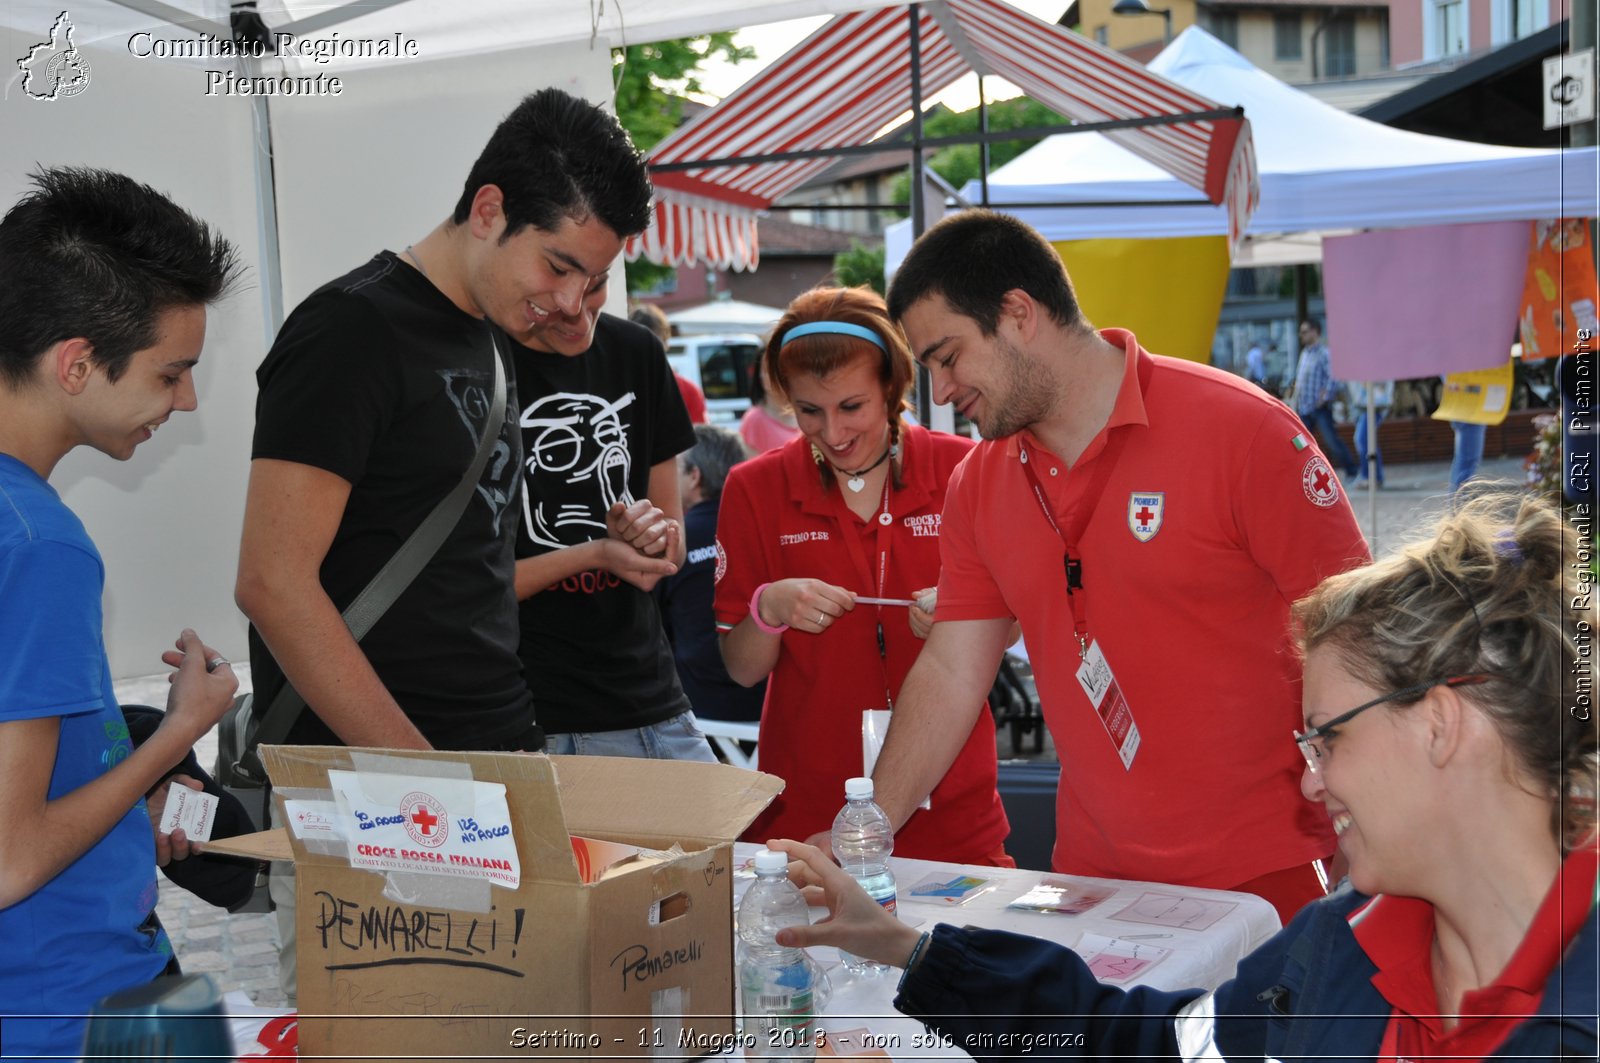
693, 0, 1074, 112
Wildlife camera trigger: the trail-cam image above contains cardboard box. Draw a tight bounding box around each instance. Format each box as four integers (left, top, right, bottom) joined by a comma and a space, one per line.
219, 746, 781, 1060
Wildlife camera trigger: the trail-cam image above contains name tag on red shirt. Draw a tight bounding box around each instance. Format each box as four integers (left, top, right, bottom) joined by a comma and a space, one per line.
1076, 640, 1141, 770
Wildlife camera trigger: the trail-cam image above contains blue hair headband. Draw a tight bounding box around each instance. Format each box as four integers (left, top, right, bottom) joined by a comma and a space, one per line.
780, 321, 887, 352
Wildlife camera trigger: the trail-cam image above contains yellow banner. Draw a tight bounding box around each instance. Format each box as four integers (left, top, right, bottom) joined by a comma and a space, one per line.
1432, 358, 1515, 426
1053, 236, 1230, 363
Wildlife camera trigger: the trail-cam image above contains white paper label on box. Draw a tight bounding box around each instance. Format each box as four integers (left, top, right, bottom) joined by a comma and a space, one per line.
326, 770, 521, 889
282, 798, 344, 840
158, 785, 218, 842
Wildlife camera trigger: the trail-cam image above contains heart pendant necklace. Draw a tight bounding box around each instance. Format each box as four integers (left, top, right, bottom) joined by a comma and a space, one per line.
829, 445, 893, 493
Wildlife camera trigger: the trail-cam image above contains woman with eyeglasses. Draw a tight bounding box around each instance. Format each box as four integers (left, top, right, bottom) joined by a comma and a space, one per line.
714, 286, 1011, 865
769, 490, 1597, 1061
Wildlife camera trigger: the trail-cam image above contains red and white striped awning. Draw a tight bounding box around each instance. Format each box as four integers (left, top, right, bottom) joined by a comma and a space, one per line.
624, 0, 1258, 271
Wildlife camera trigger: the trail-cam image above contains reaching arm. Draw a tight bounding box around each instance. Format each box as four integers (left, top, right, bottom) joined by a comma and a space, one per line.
870, 617, 1012, 832
719, 578, 857, 687
235, 458, 429, 750
0, 630, 236, 908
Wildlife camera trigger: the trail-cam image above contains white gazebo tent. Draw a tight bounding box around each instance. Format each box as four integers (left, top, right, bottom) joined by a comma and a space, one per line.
887, 27, 1597, 265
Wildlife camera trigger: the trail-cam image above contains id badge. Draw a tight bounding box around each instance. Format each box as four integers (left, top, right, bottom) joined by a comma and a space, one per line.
862, 709, 931, 811
1075, 640, 1141, 770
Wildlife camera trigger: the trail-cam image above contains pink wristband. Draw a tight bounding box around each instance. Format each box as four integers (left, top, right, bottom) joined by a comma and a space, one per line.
749, 582, 790, 635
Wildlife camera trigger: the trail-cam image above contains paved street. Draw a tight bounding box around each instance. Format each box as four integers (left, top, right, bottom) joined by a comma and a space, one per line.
110, 454, 1529, 1008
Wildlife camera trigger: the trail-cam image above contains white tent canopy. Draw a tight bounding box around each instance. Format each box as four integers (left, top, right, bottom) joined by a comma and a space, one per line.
668, 299, 786, 336
4, 0, 903, 68
887, 27, 1597, 266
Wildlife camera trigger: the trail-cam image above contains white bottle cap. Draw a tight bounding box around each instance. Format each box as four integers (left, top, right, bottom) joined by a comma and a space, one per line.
845, 777, 874, 799
753, 848, 789, 873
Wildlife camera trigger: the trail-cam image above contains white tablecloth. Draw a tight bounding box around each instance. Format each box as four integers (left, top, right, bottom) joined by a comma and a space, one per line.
228, 846, 1281, 1060
732, 842, 1281, 1060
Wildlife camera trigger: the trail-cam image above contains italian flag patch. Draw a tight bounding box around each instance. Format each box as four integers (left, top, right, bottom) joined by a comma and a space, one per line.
1291, 433, 1311, 451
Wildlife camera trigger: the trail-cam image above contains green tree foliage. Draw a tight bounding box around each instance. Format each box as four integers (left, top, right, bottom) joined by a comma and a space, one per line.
833, 242, 888, 295
890, 98, 1072, 204
612, 34, 755, 151
612, 34, 754, 293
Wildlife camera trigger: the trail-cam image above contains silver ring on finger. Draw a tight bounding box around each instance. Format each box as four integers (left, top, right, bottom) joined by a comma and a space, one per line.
816, 611, 826, 626
206, 656, 231, 672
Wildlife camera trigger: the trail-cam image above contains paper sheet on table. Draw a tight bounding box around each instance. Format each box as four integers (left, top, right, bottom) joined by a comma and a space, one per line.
1111, 891, 1237, 931
908, 872, 995, 905
1007, 876, 1115, 915
1077, 933, 1174, 984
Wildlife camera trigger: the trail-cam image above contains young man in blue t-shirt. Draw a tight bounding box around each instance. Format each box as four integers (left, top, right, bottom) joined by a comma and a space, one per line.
0, 168, 242, 1060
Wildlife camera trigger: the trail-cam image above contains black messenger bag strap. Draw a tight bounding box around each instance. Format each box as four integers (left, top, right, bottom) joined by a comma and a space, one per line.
243, 335, 508, 764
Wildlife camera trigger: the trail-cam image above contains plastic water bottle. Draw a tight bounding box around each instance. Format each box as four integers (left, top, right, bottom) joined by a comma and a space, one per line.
830, 777, 897, 974
737, 849, 818, 1060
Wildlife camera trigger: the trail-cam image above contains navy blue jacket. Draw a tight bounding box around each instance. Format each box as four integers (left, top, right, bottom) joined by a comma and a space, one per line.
896, 887, 1598, 1061
654, 497, 766, 722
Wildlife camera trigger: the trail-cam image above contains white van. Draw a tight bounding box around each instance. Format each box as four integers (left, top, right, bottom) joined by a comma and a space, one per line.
666, 333, 765, 424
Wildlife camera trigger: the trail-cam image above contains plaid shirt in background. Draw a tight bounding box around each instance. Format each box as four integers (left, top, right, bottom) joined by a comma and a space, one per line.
1293, 342, 1336, 415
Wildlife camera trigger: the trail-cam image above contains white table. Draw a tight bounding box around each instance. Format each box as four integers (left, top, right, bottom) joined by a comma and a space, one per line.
733, 842, 1281, 1060
228, 846, 1280, 1060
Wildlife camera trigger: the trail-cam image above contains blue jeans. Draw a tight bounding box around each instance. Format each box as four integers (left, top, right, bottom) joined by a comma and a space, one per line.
1302, 404, 1359, 477
1353, 408, 1385, 484
544, 710, 718, 762
1450, 421, 1486, 497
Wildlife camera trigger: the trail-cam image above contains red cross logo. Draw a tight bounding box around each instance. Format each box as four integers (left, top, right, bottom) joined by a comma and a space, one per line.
1127, 493, 1164, 542
1301, 455, 1340, 508
400, 790, 450, 847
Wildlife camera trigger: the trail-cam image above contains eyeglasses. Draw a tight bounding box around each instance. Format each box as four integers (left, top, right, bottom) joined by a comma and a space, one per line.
1294, 674, 1495, 774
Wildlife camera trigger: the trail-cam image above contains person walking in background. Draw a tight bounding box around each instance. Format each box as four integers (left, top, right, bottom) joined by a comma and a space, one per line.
1291, 319, 1360, 479
631, 302, 707, 424
656, 425, 766, 726
1449, 419, 1487, 497
1244, 341, 1267, 387
739, 348, 801, 453
1350, 379, 1392, 488
715, 286, 1011, 865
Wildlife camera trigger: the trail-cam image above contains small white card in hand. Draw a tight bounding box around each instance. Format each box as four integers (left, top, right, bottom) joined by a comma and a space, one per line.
159, 786, 218, 842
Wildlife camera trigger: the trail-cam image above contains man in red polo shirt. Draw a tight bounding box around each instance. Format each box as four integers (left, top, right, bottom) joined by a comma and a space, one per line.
865, 212, 1370, 923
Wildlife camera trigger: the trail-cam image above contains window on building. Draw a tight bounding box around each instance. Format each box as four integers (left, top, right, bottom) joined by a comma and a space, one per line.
1324, 16, 1356, 75
1274, 12, 1303, 60
1094, 24, 1108, 44
1208, 9, 1239, 47
1510, 0, 1539, 38
1437, 0, 1467, 56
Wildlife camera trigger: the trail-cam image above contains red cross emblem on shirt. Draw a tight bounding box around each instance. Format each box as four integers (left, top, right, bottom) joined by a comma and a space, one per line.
1127, 492, 1164, 543
1301, 455, 1340, 508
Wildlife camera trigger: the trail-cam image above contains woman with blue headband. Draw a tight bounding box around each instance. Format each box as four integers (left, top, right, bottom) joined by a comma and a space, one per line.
712, 286, 1011, 864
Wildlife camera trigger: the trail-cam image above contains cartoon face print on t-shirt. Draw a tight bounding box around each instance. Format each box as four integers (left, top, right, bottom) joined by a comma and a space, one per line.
519, 391, 637, 549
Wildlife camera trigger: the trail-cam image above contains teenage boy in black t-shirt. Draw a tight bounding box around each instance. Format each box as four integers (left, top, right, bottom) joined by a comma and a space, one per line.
234, 87, 657, 1003
512, 314, 714, 760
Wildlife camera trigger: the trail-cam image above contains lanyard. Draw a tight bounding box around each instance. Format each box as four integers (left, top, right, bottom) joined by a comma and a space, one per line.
832, 473, 897, 708
1018, 430, 1129, 658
